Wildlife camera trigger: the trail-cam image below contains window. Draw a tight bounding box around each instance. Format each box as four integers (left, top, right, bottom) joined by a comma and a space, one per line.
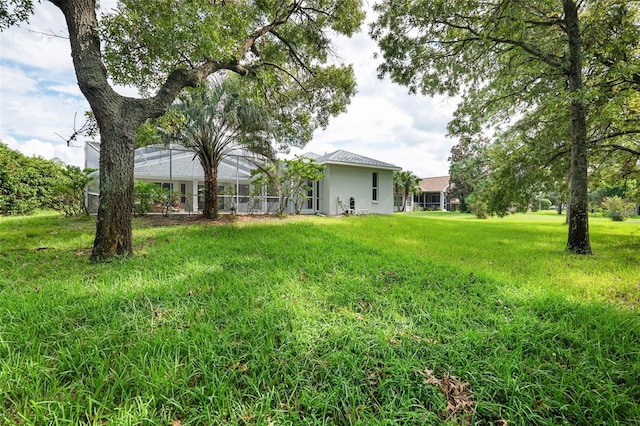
372, 172, 378, 201
197, 184, 205, 210
218, 185, 225, 209
306, 180, 314, 209
180, 183, 187, 204
239, 184, 250, 203
316, 181, 321, 212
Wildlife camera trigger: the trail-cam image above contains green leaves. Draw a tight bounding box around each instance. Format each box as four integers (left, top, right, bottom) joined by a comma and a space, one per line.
373, 0, 638, 252
102, 0, 360, 150
393, 170, 421, 212
100, 0, 364, 99
0, 0, 34, 30
448, 136, 490, 213
101, 0, 252, 91
0, 142, 65, 216
51, 165, 96, 217
250, 156, 325, 214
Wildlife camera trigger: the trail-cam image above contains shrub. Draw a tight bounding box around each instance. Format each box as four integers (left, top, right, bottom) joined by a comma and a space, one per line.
601, 196, 635, 221
0, 142, 64, 215
51, 166, 95, 217
155, 187, 181, 216
469, 200, 489, 219
133, 181, 160, 216
539, 198, 552, 210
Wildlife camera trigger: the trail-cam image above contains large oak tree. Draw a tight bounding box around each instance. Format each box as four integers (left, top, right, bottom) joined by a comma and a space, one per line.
1, 0, 364, 261
372, 0, 639, 254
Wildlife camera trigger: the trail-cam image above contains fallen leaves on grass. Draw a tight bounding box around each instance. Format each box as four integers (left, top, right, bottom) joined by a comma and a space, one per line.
420, 369, 475, 423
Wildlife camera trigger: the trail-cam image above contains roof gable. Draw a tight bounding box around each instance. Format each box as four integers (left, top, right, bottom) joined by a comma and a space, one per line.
419, 176, 450, 192
303, 149, 401, 170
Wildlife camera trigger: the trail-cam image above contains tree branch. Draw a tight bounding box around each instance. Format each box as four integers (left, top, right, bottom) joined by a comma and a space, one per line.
589, 129, 640, 147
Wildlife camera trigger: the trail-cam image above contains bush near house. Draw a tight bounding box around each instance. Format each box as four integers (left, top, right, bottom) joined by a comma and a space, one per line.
133, 181, 160, 216
51, 165, 95, 217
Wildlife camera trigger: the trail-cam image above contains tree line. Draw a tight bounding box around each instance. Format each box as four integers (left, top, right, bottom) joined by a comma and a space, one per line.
0, 142, 93, 217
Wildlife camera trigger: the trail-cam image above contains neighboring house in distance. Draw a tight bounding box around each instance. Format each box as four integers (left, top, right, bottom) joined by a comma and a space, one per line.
85, 143, 401, 215
304, 150, 401, 215
414, 175, 457, 211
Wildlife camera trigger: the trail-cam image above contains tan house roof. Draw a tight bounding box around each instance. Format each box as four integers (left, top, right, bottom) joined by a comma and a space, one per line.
419, 176, 450, 192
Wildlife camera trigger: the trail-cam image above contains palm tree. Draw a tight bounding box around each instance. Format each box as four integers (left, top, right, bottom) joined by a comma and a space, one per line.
167, 77, 274, 218
393, 170, 421, 212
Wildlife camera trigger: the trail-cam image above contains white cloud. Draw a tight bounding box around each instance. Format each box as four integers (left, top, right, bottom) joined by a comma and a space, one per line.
1, 6, 74, 76
3, 135, 85, 168
0, 64, 39, 94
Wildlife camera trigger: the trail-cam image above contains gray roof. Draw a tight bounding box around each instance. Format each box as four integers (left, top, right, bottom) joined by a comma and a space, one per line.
134, 144, 262, 181
303, 149, 401, 170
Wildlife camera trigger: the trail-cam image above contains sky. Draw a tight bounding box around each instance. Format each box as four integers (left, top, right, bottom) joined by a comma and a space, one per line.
0, 2, 458, 178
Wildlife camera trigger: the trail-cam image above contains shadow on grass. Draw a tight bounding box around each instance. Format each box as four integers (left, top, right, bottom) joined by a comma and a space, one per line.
1, 218, 639, 424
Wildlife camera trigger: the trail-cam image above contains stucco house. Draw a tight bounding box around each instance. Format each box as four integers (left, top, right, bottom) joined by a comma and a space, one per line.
86, 143, 401, 215
303, 150, 401, 215
414, 175, 457, 211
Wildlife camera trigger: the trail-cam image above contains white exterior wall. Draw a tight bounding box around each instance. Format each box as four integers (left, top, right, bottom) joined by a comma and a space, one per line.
322, 165, 395, 215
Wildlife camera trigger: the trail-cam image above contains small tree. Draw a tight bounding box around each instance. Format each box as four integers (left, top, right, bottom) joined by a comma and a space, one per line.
601, 196, 635, 221
51, 165, 95, 217
161, 77, 275, 219
393, 170, 421, 212
251, 157, 325, 215
448, 136, 491, 213
466, 193, 489, 219
133, 181, 160, 216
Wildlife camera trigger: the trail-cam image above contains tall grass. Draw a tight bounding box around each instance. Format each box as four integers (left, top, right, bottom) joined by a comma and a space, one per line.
0, 211, 638, 425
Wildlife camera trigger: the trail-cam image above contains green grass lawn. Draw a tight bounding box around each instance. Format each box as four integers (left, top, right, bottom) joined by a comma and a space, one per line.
0, 211, 638, 425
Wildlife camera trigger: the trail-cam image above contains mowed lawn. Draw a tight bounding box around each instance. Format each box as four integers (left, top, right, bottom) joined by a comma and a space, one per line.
0, 211, 638, 425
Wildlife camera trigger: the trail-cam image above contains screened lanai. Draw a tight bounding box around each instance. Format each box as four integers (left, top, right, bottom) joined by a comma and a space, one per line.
85, 143, 279, 214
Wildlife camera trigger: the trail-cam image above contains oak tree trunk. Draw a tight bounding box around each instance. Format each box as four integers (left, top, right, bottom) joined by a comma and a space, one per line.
563, 0, 592, 254
52, 0, 139, 261
90, 115, 140, 261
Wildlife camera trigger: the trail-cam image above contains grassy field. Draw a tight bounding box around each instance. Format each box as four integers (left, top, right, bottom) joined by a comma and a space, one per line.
0, 211, 638, 425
